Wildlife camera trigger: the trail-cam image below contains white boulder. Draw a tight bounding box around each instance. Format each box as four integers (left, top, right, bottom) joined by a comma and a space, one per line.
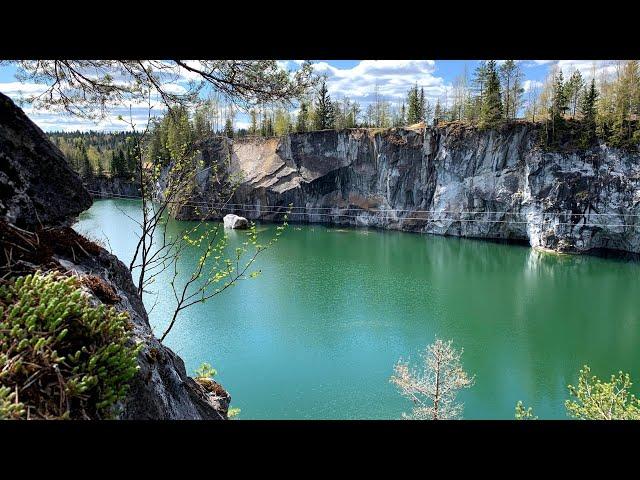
223, 214, 249, 229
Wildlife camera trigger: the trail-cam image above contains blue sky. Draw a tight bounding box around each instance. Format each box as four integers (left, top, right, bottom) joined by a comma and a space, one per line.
0, 60, 607, 132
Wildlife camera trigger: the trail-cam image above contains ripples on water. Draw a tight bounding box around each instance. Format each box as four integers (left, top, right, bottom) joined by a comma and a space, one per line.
75, 199, 640, 419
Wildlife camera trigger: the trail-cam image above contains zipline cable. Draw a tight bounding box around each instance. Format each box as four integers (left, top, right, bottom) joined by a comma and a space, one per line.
85, 191, 640, 228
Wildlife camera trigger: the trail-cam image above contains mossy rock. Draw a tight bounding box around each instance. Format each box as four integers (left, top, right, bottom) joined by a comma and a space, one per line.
0, 271, 141, 420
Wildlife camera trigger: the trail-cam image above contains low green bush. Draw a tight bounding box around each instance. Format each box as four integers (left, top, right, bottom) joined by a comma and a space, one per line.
0, 271, 141, 419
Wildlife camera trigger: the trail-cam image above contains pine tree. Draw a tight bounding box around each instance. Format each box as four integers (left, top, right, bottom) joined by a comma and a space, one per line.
551, 70, 568, 121
434, 99, 443, 125
224, 118, 234, 138
111, 149, 127, 177
548, 70, 568, 142
80, 143, 93, 179
499, 60, 518, 120
479, 60, 503, 127
349, 102, 360, 128
566, 70, 585, 119
296, 102, 308, 132
580, 79, 599, 147
419, 87, 426, 122
469, 61, 489, 121
314, 80, 334, 130
406, 84, 421, 124
249, 109, 258, 135
610, 60, 640, 146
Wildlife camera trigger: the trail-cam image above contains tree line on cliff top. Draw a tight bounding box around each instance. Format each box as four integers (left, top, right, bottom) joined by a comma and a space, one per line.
43, 60, 640, 180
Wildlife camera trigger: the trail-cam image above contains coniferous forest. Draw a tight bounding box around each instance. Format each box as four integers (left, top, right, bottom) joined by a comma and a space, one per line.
52, 60, 640, 180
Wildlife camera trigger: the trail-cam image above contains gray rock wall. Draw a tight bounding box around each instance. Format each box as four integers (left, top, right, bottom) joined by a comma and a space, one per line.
0, 92, 92, 228
0, 92, 227, 419
174, 125, 640, 255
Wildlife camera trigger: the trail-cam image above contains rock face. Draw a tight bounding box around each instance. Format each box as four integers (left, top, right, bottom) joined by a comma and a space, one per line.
0, 92, 228, 419
54, 234, 230, 420
223, 213, 249, 229
174, 125, 640, 255
0, 92, 92, 228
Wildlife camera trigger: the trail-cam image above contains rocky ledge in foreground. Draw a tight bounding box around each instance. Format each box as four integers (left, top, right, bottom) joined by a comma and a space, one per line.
0, 91, 229, 419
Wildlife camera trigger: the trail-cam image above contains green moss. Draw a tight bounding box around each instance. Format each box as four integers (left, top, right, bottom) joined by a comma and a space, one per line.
0, 271, 141, 420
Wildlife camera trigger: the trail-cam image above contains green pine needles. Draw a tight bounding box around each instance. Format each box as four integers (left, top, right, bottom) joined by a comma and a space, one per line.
0, 271, 141, 420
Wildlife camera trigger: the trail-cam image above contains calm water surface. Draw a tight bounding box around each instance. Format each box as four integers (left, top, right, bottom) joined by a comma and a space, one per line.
75, 199, 640, 419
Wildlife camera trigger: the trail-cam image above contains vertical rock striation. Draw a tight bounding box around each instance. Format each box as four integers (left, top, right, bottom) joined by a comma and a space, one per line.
174, 124, 640, 255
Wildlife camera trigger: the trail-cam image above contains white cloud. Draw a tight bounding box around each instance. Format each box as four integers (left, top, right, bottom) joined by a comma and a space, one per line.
312, 60, 447, 105
522, 60, 618, 80
0, 81, 48, 96
556, 60, 617, 79
522, 79, 543, 93
531, 60, 555, 66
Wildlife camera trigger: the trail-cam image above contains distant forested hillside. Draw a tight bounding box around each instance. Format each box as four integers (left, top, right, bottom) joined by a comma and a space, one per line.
47, 131, 142, 180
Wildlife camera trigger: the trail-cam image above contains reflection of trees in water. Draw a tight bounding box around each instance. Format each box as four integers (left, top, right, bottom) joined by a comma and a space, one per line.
82, 205, 640, 418
514, 247, 640, 413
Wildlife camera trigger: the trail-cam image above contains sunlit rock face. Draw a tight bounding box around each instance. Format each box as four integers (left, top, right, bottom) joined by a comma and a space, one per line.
0, 92, 92, 228
173, 124, 640, 256
0, 92, 229, 420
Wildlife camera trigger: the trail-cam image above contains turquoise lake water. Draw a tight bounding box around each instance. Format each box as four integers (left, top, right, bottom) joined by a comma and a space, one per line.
75, 199, 640, 419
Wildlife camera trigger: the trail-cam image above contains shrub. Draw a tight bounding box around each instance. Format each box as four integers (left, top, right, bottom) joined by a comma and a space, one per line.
0, 271, 140, 419
565, 365, 640, 420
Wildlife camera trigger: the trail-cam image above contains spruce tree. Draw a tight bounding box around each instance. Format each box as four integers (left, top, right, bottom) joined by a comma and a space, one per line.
314, 80, 334, 130
406, 84, 420, 124
249, 109, 258, 135
548, 70, 569, 142
566, 70, 585, 119
580, 79, 598, 147
434, 100, 443, 125
224, 118, 234, 138
479, 60, 503, 127
296, 102, 308, 132
80, 143, 93, 179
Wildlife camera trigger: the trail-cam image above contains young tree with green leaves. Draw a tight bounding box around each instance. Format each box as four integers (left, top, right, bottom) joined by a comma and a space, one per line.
274, 107, 291, 136
565, 365, 640, 420
514, 401, 537, 420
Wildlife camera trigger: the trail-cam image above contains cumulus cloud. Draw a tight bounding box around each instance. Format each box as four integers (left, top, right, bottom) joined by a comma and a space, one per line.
0, 81, 48, 96
522, 79, 543, 93
521, 60, 558, 68
312, 60, 447, 105
556, 60, 618, 79
522, 60, 618, 80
